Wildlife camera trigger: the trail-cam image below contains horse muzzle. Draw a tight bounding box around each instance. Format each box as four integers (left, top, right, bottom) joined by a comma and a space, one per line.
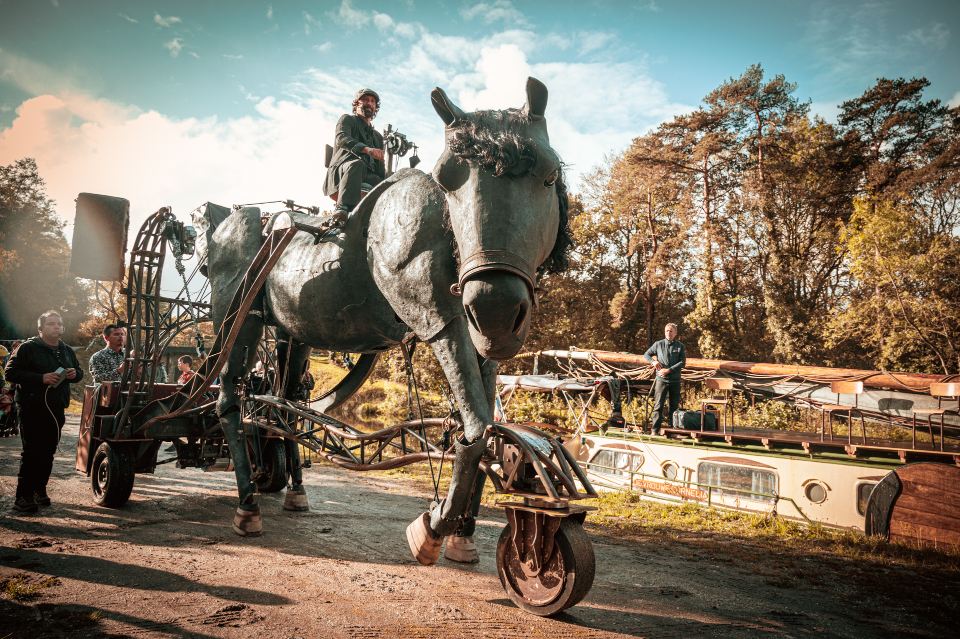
460, 269, 533, 361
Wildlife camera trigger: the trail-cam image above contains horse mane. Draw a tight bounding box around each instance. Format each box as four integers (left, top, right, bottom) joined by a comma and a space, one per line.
446, 109, 574, 276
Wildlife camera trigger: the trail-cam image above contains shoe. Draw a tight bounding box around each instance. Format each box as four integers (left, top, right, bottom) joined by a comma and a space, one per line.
34, 492, 51, 507
13, 496, 38, 513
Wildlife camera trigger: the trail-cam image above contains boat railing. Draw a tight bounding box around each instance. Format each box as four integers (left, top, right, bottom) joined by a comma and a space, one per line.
581, 461, 815, 525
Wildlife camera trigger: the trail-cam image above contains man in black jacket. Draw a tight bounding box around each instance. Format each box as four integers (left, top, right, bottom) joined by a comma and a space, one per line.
643, 323, 686, 436
4, 311, 84, 512
323, 88, 386, 226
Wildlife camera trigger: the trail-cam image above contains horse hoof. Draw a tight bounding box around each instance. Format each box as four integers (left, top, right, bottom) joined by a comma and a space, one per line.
283, 488, 309, 511
444, 535, 479, 564
233, 506, 263, 537
406, 512, 443, 565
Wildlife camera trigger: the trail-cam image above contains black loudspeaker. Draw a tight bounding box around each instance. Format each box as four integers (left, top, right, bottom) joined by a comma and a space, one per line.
69, 193, 130, 281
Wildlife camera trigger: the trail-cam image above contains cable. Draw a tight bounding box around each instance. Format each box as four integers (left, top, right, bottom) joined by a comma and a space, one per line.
43, 386, 62, 454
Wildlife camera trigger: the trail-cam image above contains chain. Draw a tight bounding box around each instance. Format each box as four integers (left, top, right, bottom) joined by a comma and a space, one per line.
170, 232, 206, 357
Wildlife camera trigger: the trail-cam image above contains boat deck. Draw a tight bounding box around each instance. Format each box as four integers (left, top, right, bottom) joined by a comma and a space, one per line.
660, 425, 960, 465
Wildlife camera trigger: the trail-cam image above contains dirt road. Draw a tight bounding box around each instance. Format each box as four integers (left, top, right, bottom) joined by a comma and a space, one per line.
0, 416, 944, 638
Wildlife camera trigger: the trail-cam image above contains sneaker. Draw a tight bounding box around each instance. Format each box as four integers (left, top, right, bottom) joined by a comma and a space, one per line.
34, 492, 51, 507
13, 496, 38, 513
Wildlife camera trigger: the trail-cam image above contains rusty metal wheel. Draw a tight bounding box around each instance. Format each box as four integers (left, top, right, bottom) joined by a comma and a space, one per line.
495, 514, 595, 616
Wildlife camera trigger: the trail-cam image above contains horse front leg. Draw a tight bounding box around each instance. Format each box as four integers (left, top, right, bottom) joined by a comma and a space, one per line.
274, 337, 312, 512
218, 316, 264, 536
406, 316, 495, 565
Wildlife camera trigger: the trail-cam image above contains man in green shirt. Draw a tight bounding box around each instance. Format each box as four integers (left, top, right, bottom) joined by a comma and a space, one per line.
323, 88, 386, 226
643, 323, 686, 435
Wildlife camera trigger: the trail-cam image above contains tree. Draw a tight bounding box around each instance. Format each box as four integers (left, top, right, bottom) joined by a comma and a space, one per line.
831, 78, 960, 370
0, 158, 91, 341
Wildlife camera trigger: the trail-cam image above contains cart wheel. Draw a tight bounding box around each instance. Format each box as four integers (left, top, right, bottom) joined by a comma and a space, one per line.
91, 442, 135, 508
496, 517, 595, 616
252, 438, 288, 493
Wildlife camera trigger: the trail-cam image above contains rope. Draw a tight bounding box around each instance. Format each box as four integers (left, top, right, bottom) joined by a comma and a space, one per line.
402, 341, 440, 503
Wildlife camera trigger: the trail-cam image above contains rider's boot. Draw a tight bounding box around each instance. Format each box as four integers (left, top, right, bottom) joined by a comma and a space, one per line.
331, 203, 351, 227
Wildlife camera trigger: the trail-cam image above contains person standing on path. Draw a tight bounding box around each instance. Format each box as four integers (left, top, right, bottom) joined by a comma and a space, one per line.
3, 311, 84, 512
643, 323, 686, 436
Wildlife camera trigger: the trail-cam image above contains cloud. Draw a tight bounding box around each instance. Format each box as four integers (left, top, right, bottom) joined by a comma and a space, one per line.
638, 1, 660, 12
267, 5, 273, 20
188, 52, 200, 59
900, 23, 950, 50
460, 1, 528, 27
154, 14, 182, 28
163, 38, 184, 58
223, 54, 244, 61
0, 47, 84, 97
313, 42, 334, 53
577, 30, 617, 56
303, 11, 320, 35
264, 23, 279, 34
50, 0, 59, 7
0, 91, 340, 237
118, 13, 138, 24
329, 0, 370, 29
948, 92, 960, 109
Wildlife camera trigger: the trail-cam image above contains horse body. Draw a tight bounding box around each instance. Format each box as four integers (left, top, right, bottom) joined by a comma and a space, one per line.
200, 77, 569, 558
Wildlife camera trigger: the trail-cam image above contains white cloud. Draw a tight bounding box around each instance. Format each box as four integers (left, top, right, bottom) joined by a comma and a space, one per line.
313, 42, 334, 53
0, 91, 341, 236
264, 24, 279, 34
900, 23, 950, 50
948, 92, 960, 108
303, 11, 320, 35
638, 1, 660, 12
329, 0, 370, 29
223, 54, 244, 61
163, 38, 184, 58
154, 14, 182, 28
0, 47, 83, 96
577, 30, 617, 56
118, 13, 137, 24
188, 52, 200, 59
50, 0, 59, 7
267, 5, 273, 20
460, 1, 528, 27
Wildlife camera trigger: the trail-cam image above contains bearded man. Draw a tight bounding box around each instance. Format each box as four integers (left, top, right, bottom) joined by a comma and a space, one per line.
323, 88, 386, 226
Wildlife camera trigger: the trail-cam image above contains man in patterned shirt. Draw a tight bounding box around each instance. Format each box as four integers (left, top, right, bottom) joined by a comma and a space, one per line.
89, 324, 126, 383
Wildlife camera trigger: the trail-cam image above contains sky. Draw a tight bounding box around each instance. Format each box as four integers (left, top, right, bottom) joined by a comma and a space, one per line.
1, 0, 959, 245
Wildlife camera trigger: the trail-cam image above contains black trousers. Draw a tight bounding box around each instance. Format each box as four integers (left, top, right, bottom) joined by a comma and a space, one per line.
16, 404, 65, 499
335, 159, 383, 208
650, 380, 681, 433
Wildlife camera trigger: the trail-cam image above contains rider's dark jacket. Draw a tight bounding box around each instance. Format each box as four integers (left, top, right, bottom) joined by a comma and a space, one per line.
3, 337, 84, 409
643, 338, 686, 383
323, 113, 386, 197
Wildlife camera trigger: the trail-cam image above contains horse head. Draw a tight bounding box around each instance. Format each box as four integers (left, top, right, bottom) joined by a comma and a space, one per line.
430, 77, 572, 360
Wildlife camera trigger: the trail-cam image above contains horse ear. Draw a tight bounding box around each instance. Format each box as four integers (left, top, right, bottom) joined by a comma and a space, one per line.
431, 87, 466, 126
523, 77, 548, 118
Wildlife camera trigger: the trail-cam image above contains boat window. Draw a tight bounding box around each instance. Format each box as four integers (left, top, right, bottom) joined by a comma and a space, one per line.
805, 482, 827, 503
857, 482, 877, 517
662, 462, 678, 480
586, 450, 643, 477
697, 461, 778, 503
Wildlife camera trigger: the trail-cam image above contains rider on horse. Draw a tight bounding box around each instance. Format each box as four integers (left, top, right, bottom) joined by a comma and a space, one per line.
323, 88, 386, 227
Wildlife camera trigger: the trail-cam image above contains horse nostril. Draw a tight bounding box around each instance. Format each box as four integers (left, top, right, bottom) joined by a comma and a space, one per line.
512, 301, 528, 334
466, 304, 480, 332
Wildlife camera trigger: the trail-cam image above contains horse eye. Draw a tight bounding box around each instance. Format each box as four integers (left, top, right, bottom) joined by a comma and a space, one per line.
544, 170, 559, 187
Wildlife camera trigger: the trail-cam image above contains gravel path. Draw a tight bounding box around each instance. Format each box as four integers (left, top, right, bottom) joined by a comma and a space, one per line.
0, 415, 939, 638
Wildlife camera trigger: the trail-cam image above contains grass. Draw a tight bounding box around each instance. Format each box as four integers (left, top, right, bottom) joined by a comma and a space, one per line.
2, 575, 60, 601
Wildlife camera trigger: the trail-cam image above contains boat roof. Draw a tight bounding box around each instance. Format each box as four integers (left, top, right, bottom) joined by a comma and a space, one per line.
496, 374, 595, 393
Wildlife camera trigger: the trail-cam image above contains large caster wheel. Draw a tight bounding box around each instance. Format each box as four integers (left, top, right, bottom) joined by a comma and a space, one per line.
496, 515, 595, 616
251, 438, 288, 493
91, 442, 135, 508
